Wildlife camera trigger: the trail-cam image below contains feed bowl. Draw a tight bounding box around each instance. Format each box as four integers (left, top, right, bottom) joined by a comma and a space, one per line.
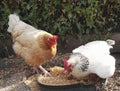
38, 81, 96, 91
37, 66, 106, 91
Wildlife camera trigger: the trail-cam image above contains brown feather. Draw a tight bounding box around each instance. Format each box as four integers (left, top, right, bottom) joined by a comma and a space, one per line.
8, 14, 57, 67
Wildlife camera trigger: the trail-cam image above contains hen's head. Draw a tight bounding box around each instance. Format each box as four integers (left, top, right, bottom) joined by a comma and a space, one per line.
64, 53, 89, 73
64, 59, 73, 73
47, 35, 58, 47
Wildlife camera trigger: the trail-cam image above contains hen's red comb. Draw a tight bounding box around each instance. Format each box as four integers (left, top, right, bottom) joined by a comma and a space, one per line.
52, 35, 58, 42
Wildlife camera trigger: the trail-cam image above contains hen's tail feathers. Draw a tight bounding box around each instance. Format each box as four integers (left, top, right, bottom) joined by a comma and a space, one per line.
106, 39, 115, 46
7, 14, 20, 33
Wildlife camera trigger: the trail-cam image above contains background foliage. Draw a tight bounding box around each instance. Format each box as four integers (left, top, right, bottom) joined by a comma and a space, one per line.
0, 0, 120, 57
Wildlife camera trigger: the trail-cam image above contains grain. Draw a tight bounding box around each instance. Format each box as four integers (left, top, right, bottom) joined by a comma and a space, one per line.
37, 66, 100, 86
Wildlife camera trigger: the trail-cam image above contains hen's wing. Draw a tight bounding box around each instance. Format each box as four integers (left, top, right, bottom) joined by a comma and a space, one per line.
72, 40, 114, 57
92, 55, 116, 78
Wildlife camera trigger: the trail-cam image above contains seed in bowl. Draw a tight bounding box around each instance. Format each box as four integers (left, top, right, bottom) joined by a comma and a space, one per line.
37, 66, 99, 86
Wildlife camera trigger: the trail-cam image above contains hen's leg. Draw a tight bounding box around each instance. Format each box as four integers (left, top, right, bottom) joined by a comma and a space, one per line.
96, 78, 108, 91
103, 78, 108, 87
39, 66, 52, 77
32, 67, 39, 74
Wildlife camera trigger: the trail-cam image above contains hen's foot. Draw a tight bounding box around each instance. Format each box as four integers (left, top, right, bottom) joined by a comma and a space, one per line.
39, 66, 52, 77
31, 67, 40, 74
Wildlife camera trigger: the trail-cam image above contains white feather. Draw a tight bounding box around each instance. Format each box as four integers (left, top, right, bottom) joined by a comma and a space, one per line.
7, 14, 36, 34
8, 14, 20, 33
67, 40, 116, 79
70, 54, 115, 79
72, 40, 114, 56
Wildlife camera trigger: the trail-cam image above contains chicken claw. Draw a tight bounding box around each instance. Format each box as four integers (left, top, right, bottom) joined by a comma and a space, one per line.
32, 67, 40, 74
39, 66, 52, 77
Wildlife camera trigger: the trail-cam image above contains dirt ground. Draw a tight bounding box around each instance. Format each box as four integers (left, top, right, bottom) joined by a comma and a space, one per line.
0, 53, 120, 91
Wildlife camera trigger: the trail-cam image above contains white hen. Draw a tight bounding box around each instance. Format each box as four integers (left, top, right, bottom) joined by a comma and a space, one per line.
64, 40, 116, 79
